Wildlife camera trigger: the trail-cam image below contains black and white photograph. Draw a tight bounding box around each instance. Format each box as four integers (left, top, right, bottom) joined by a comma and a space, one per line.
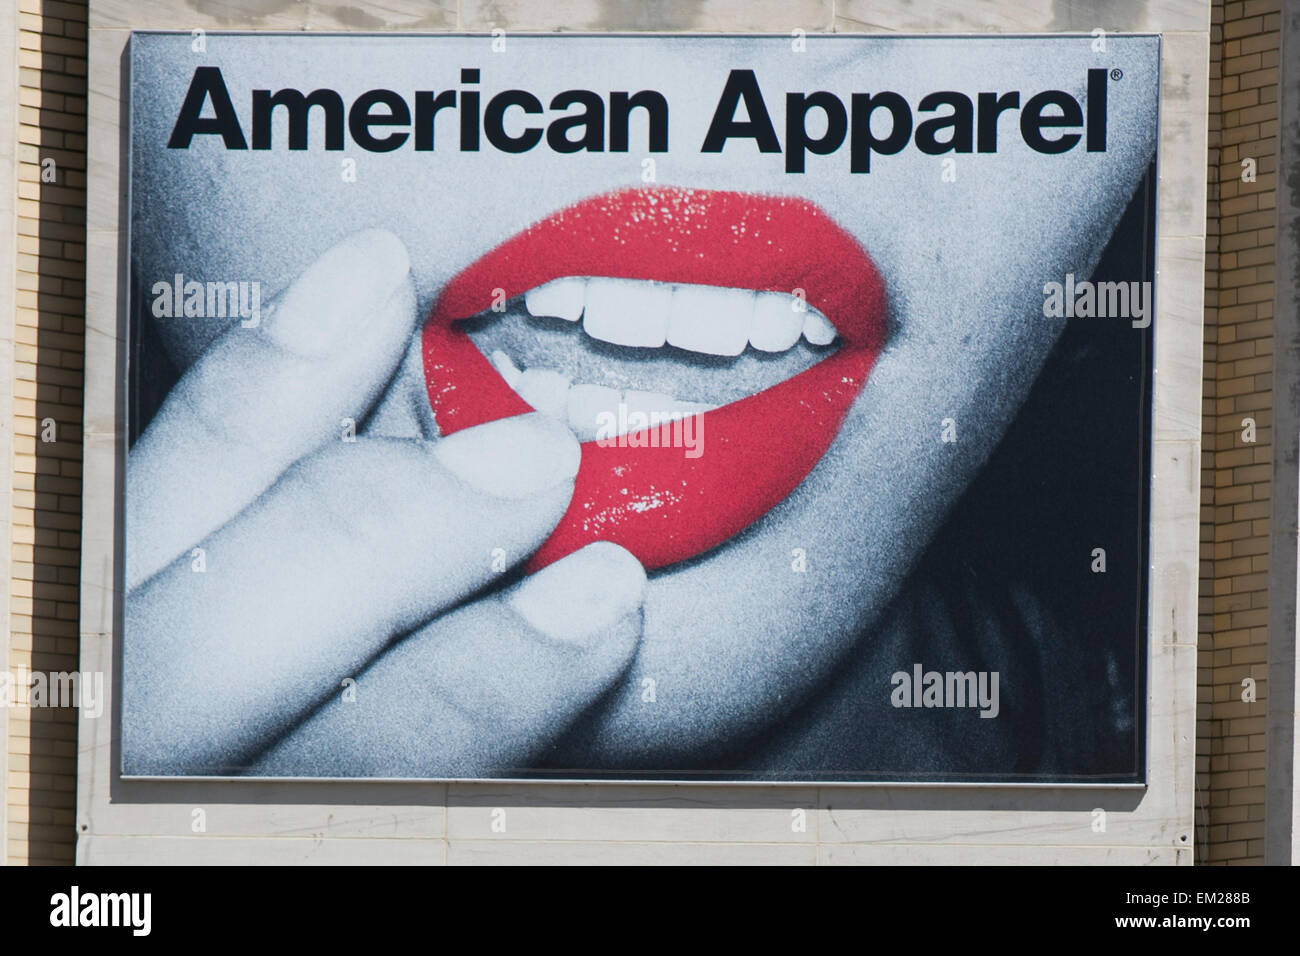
118, 33, 1159, 782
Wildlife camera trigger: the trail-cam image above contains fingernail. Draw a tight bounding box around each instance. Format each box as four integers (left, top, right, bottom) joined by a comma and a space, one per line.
266, 228, 412, 355
435, 413, 581, 498
509, 542, 647, 646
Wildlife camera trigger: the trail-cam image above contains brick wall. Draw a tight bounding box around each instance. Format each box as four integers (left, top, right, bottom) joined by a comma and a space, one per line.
6, 0, 87, 866
1196, 0, 1280, 865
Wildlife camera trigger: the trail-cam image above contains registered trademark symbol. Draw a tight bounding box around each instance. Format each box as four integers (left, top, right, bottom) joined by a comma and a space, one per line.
1110, 68, 1123, 80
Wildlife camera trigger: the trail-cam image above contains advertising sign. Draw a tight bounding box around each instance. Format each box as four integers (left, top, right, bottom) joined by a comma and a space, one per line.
122, 33, 1158, 782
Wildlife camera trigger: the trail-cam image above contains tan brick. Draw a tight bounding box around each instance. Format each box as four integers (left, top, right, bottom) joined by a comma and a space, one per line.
1221, 53, 1262, 76
1240, 67, 1278, 91
1235, 245, 1274, 267
1220, 88, 1259, 111
1239, 33, 1279, 55
1223, 16, 1264, 39
1241, 0, 1281, 17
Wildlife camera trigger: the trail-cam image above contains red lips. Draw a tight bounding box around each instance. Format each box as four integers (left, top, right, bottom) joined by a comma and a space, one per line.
421, 186, 887, 571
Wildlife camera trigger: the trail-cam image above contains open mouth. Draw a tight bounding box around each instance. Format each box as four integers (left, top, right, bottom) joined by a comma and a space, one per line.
421, 186, 888, 571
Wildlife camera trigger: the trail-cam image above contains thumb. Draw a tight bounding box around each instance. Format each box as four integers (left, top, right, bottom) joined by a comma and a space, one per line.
251, 542, 646, 778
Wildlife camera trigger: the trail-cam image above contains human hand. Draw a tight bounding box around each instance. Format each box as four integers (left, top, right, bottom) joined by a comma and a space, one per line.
121, 231, 646, 776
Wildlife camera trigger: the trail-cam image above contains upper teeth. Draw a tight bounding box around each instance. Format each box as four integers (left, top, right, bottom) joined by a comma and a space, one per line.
584, 278, 671, 348
523, 276, 838, 356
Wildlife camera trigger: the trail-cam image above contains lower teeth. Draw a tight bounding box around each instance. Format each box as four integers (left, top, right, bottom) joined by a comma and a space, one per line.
492, 350, 717, 440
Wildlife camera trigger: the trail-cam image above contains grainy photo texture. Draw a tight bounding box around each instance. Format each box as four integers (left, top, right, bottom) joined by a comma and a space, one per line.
120, 34, 1159, 782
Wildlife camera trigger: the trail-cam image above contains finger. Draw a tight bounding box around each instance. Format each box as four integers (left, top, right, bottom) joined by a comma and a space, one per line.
121, 413, 581, 775
251, 542, 646, 778
127, 228, 416, 590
